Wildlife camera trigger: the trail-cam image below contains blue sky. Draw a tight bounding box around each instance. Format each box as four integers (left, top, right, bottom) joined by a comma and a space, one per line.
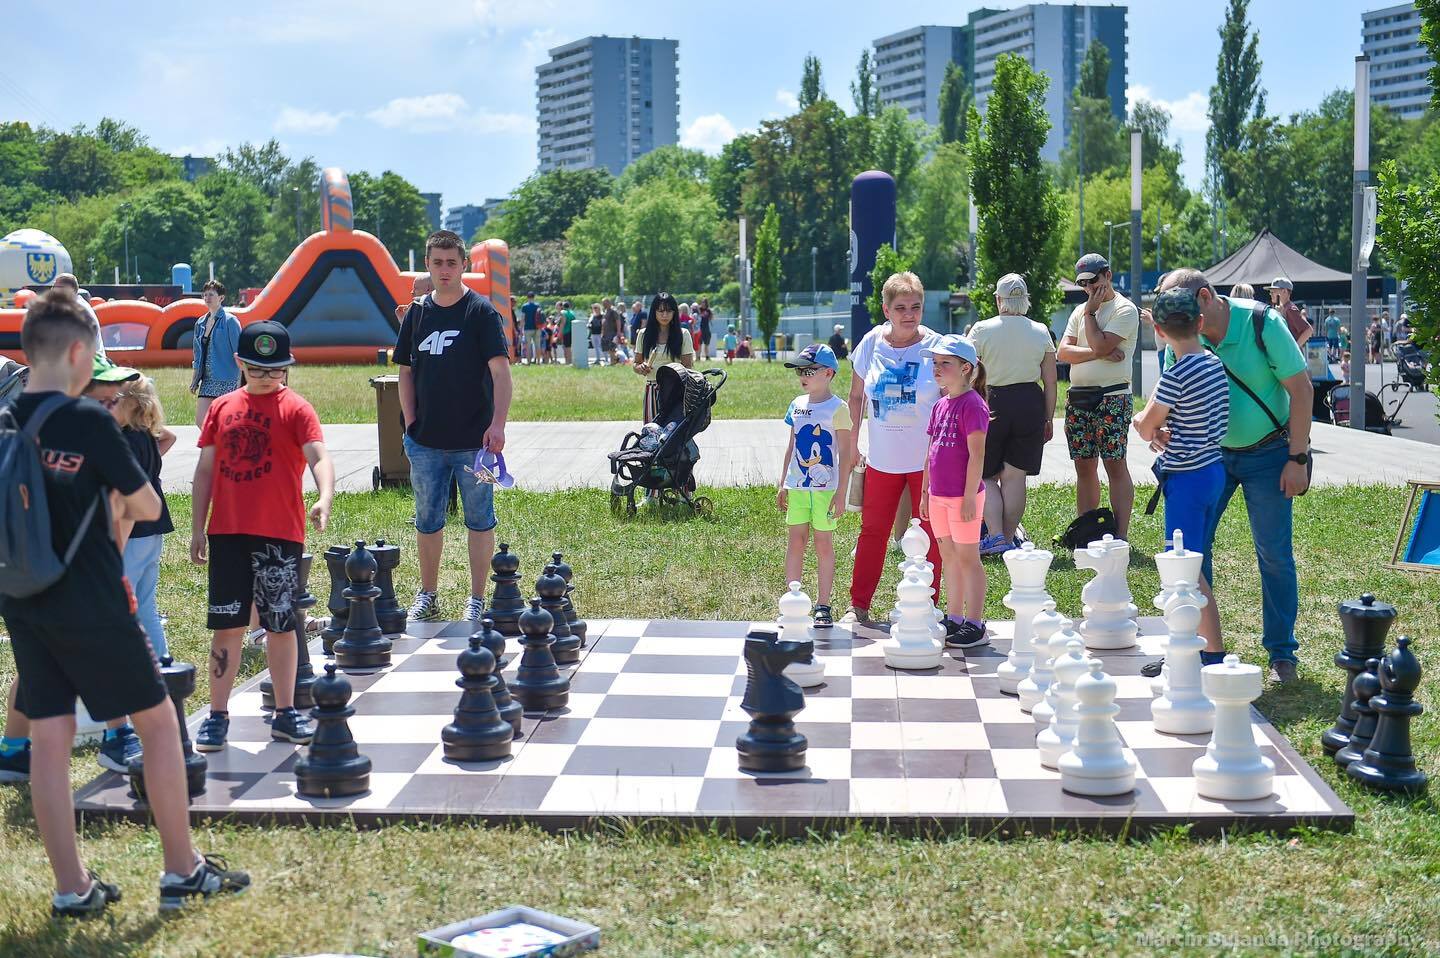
4, 1, 1388, 213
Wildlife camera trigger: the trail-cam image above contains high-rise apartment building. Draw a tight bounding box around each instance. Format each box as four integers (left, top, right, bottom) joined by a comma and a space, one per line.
1364, 3, 1434, 120
873, 25, 978, 126
536, 35, 679, 176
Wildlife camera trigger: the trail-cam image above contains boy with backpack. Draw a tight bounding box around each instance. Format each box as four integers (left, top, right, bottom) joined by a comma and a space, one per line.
0, 290, 249, 916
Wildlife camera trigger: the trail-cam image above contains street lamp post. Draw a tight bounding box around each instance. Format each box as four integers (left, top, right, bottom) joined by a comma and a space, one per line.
1075, 104, 1085, 258
811, 246, 818, 342
1154, 223, 1171, 284
292, 187, 303, 244
1103, 220, 1127, 268
119, 202, 131, 284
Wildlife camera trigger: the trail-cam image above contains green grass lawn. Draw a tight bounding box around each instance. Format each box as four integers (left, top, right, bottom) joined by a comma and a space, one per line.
2, 485, 1436, 956
146, 361, 1112, 425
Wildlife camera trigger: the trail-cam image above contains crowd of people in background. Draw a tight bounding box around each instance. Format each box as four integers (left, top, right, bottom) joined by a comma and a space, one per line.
506, 293, 724, 368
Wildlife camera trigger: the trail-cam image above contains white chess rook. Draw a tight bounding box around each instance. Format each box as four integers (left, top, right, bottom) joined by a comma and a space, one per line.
1152, 532, 1209, 693
883, 567, 944, 670
1032, 617, 1081, 728
778, 582, 825, 687
997, 542, 1054, 695
1073, 534, 1138, 650
1018, 602, 1064, 714
1193, 654, 1275, 800
1151, 586, 1215, 735
1060, 660, 1137, 796
1038, 639, 1090, 769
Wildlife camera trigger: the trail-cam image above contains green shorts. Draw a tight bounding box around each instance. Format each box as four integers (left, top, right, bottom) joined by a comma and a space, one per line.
786, 489, 839, 532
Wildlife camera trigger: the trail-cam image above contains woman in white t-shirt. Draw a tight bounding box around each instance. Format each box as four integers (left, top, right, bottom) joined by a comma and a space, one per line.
633, 291, 695, 422
844, 272, 944, 623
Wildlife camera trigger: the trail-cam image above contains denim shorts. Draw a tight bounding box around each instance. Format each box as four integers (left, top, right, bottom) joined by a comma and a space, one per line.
403, 433, 498, 535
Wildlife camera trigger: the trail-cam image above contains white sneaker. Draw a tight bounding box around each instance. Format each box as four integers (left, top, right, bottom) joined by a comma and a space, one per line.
407, 590, 441, 621
247, 628, 266, 646
462, 595, 486, 622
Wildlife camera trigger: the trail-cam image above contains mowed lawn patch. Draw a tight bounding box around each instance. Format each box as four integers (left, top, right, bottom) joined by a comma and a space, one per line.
0, 484, 1436, 956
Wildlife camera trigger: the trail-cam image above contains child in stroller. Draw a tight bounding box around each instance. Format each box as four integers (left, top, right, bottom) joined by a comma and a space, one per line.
608, 362, 726, 516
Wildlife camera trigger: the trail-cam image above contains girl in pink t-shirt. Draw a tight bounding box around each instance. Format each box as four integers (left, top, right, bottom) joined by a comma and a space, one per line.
920, 336, 991, 648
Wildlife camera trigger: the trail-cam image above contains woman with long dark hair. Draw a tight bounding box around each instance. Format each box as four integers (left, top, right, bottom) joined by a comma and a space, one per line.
633, 291, 695, 422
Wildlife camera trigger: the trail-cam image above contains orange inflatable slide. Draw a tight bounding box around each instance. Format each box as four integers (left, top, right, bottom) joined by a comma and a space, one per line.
0, 167, 514, 367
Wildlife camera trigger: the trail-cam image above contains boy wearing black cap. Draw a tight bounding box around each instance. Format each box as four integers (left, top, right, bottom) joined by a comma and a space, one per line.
190, 321, 334, 752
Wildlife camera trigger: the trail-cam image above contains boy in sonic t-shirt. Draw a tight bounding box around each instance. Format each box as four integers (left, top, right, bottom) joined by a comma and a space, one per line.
776, 344, 852, 627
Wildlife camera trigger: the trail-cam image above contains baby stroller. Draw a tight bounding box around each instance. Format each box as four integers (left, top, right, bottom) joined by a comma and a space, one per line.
608, 362, 726, 516
0, 359, 27, 408
1395, 340, 1430, 391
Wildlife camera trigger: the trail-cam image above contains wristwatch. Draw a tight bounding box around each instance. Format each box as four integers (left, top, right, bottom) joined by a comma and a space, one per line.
1288, 452, 1309, 466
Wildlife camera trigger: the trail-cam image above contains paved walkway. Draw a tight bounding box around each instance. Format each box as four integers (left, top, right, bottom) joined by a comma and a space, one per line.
160, 418, 1440, 494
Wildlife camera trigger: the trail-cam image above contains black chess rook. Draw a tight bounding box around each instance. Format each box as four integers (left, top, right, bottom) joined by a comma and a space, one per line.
476, 617, 523, 735
1348, 636, 1428, 793
538, 565, 581, 665
371, 539, 407, 635
736, 628, 813, 773
321, 544, 350, 655
510, 598, 569, 712
128, 656, 207, 800
1322, 593, 1395, 755
261, 552, 318, 711
295, 663, 372, 798
442, 637, 515, 762
487, 543, 526, 636
550, 551, 587, 646
333, 541, 394, 672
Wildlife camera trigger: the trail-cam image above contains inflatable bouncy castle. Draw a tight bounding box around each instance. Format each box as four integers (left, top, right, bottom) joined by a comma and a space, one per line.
0, 168, 514, 366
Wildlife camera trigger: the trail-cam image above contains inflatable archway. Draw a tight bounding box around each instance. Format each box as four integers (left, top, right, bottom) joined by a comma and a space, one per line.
0, 168, 513, 366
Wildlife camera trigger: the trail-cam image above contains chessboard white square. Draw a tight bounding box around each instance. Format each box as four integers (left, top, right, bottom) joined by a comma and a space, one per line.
347, 713, 450, 743
363, 670, 462, 695
608, 673, 736, 698
631, 637, 741, 656
572, 652, 630, 674
229, 771, 413, 811
553, 692, 606, 719
888, 675, 974, 700
414, 743, 507, 776
975, 697, 1030, 723
901, 777, 1009, 815
596, 619, 649, 638
1116, 720, 1265, 750
849, 675, 900, 699
988, 747, 1055, 780
576, 717, 721, 748
1146, 774, 1331, 815
538, 774, 704, 814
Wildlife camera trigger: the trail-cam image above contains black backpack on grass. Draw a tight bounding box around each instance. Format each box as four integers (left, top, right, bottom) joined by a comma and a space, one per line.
1053, 507, 1118, 551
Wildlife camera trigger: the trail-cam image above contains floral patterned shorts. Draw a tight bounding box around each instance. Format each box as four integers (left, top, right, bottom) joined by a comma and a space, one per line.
1064, 392, 1130, 461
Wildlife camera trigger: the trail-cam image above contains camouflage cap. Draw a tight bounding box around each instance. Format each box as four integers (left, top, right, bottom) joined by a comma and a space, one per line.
1153, 287, 1202, 323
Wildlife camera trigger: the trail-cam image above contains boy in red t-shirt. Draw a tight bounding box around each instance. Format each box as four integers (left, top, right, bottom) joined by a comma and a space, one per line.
190, 321, 334, 751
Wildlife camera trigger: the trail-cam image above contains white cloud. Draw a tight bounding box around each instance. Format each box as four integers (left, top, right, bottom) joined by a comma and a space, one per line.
681, 114, 738, 154
274, 106, 346, 135
366, 93, 531, 135
1128, 85, 1210, 134
775, 88, 799, 112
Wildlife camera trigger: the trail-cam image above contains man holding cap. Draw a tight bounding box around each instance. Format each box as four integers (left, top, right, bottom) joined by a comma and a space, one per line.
1058, 253, 1140, 538
191, 320, 335, 751
1267, 278, 1312, 344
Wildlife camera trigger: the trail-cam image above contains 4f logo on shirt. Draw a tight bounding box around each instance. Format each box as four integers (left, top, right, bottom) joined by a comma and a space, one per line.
418, 330, 460, 355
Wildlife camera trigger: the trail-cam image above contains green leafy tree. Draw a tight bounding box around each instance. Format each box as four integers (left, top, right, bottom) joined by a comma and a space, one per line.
967, 54, 1066, 318
1129, 99, 1184, 181
616, 145, 710, 195
194, 172, 269, 289
1078, 40, 1112, 101
866, 243, 914, 325
799, 54, 825, 109
937, 62, 972, 146
1423, 0, 1440, 110
38, 132, 118, 199
349, 170, 430, 260
710, 133, 754, 221
218, 140, 292, 197
508, 240, 565, 296
48, 193, 124, 280
0, 122, 44, 190
483, 167, 614, 247
1059, 96, 1126, 186
90, 181, 205, 283
873, 106, 924, 205
1377, 160, 1440, 390
257, 157, 324, 275
901, 142, 969, 291
1207, 0, 1266, 199
752, 204, 781, 356
852, 50, 878, 118
563, 196, 628, 290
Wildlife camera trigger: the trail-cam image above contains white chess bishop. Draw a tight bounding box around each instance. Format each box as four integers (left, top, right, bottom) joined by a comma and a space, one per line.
1150, 585, 1214, 735
778, 582, 825, 687
1073, 534, 1138, 650
882, 567, 943, 670
1193, 655, 1275, 801
1032, 616, 1082, 728
1037, 639, 1091, 769
1059, 660, 1137, 796
1018, 601, 1064, 714
997, 542, 1054, 695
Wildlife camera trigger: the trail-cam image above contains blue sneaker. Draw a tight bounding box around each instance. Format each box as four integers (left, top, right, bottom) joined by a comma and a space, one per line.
97, 726, 143, 773
978, 533, 1013, 557
195, 713, 230, 753
0, 743, 30, 783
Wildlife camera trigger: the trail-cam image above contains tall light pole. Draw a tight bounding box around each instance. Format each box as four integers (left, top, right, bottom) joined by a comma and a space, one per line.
1103, 220, 1126, 267
1075, 104, 1085, 258
1155, 223, 1171, 281
119, 202, 131, 284
292, 187, 303, 243
1129, 130, 1144, 396
811, 245, 818, 341
1350, 55, 1371, 431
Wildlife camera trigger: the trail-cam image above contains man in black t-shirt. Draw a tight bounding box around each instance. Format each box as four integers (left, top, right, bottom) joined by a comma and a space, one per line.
394, 230, 514, 624
0, 290, 249, 917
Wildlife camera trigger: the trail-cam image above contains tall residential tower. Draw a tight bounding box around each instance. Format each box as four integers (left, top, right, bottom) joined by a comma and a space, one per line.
1363, 3, 1434, 120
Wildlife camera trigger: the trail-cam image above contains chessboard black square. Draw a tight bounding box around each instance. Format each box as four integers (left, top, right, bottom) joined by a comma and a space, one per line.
353, 691, 457, 716
275, 742, 434, 775
983, 722, 1043, 749
568, 670, 618, 694
903, 749, 998, 779
899, 698, 979, 723
1002, 778, 1167, 814
393, 654, 464, 672
393, 772, 503, 812
595, 695, 726, 720
521, 717, 592, 745
644, 619, 748, 638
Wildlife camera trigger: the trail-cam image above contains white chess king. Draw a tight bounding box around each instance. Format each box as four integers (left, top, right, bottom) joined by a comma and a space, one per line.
997, 542, 1054, 695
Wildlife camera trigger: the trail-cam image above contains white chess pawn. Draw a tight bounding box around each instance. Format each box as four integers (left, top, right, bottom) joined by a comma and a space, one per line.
1193, 654, 1275, 801
1018, 602, 1063, 714
1060, 660, 1137, 796
1033, 617, 1081, 728
778, 581, 825, 688
1038, 639, 1090, 769
997, 542, 1054, 695
1151, 591, 1214, 735
883, 567, 943, 670
1073, 534, 1138, 650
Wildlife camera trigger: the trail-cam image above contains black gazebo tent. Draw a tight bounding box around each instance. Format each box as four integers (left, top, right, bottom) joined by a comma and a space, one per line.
1204, 228, 1383, 300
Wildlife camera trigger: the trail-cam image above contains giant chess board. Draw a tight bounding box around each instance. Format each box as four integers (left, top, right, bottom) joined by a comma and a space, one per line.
74, 618, 1353, 836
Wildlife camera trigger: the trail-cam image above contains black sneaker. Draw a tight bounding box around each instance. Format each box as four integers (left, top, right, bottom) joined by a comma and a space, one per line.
1140, 658, 1164, 678
0, 743, 30, 783
812, 604, 834, 628
158, 854, 251, 913
51, 871, 121, 919
270, 707, 314, 745
194, 713, 229, 753
97, 726, 142, 773
946, 620, 990, 649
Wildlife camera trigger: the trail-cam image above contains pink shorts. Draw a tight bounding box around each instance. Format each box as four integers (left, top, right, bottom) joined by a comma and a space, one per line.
929, 490, 986, 544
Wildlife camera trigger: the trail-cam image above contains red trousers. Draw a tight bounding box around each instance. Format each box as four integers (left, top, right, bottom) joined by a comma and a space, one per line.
849, 465, 943, 610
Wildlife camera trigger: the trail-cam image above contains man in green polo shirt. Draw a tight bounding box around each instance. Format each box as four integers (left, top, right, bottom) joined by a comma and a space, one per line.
1151, 267, 1312, 684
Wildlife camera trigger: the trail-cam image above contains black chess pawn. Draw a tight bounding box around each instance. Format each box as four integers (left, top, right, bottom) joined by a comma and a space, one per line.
442, 637, 515, 762
1322, 593, 1396, 754
295, 663, 372, 798
333, 541, 394, 672
321, 544, 351, 655
1348, 636, 1428, 793
550, 551, 587, 646
128, 656, 207, 800
537, 565, 581, 665
510, 598, 569, 712
262, 552, 318, 711
476, 617, 523, 735
371, 539, 407, 636
1335, 658, 1381, 769
487, 543, 526, 636
736, 628, 813, 773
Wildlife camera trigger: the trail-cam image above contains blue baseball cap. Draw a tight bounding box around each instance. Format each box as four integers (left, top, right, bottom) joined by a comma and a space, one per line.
922, 334, 979, 367
784, 342, 839, 371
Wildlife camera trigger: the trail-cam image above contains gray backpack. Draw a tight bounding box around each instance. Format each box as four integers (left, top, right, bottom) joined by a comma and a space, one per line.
0, 394, 101, 599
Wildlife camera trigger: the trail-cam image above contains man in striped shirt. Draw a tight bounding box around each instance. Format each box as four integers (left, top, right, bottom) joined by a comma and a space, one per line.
1132, 286, 1230, 664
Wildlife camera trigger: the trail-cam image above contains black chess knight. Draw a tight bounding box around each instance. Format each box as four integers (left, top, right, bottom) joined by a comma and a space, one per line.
736, 628, 813, 772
